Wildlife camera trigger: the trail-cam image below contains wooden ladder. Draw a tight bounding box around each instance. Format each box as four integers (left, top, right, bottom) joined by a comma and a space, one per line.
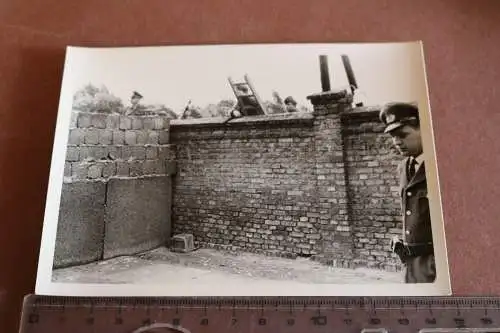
227, 74, 267, 116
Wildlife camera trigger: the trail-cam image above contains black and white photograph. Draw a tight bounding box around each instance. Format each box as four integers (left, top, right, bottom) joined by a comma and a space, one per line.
35, 42, 451, 296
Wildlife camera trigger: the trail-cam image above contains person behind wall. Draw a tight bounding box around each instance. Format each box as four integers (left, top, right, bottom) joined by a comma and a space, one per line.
284, 96, 298, 113
379, 102, 436, 284
125, 91, 143, 115
180, 100, 192, 119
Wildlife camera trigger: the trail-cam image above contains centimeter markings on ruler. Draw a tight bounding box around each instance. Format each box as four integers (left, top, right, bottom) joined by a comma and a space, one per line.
25, 296, 500, 310
20, 296, 500, 333
26, 295, 500, 304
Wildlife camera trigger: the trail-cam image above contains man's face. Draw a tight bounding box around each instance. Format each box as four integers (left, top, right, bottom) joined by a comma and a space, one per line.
389, 124, 423, 157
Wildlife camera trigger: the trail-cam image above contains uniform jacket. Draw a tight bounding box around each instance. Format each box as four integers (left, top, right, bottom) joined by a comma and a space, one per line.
396, 157, 436, 283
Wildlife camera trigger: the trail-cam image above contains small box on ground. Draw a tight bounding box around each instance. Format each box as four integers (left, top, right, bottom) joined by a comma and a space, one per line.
171, 233, 195, 253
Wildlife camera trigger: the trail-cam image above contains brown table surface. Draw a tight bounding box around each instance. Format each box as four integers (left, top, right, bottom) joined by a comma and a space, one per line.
1, 0, 500, 331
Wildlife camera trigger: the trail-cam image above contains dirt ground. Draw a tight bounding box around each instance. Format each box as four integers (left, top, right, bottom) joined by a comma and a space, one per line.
52, 247, 402, 285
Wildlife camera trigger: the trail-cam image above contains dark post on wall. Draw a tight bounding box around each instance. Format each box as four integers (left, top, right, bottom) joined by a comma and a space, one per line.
319, 55, 331, 92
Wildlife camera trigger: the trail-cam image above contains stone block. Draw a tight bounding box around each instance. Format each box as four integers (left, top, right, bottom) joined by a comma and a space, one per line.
136, 131, 148, 145
103, 177, 172, 259
147, 131, 159, 144
112, 130, 125, 145
80, 146, 107, 161
142, 160, 155, 175
129, 161, 143, 177
116, 162, 129, 176
122, 146, 146, 160
119, 116, 132, 130
91, 114, 107, 129
153, 117, 165, 130
102, 162, 117, 178
146, 147, 158, 159
143, 160, 165, 175
107, 146, 122, 160
171, 233, 195, 253
84, 129, 99, 144
142, 117, 155, 130
70, 112, 78, 128
77, 113, 92, 128
53, 182, 106, 268
65, 146, 79, 162
106, 114, 120, 129
64, 162, 71, 177
71, 163, 89, 180
88, 163, 103, 179
68, 129, 85, 145
99, 130, 113, 145
124, 131, 137, 145
132, 118, 143, 130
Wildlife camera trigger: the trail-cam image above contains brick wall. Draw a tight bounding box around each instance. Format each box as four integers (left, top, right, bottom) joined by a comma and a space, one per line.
170, 114, 320, 259
170, 90, 405, 270
342, 107, 405, 270
308, 92, 354, 266
54, 110, 176, 268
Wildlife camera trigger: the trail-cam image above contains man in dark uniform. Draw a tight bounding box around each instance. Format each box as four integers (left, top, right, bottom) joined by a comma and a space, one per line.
125, 91, 144, 115
379, 102, 436, 283
284, 96, 299, 113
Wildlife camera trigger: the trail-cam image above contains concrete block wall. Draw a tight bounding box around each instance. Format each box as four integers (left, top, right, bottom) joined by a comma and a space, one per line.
53, 110, 175, 268
53, 182, 106, 268
64, 111, 173, 182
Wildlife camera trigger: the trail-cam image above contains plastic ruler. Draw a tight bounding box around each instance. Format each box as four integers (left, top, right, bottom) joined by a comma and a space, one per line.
18, 295, 500, 333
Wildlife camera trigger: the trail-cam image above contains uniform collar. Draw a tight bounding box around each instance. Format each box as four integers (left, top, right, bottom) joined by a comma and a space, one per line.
405, 154, 426, 188
412, 153, 424, 168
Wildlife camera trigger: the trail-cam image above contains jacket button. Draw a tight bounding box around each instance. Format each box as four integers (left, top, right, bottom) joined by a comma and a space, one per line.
407, 191, 412, 196
406, 230, 410, 235
406, 210, 412, 216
